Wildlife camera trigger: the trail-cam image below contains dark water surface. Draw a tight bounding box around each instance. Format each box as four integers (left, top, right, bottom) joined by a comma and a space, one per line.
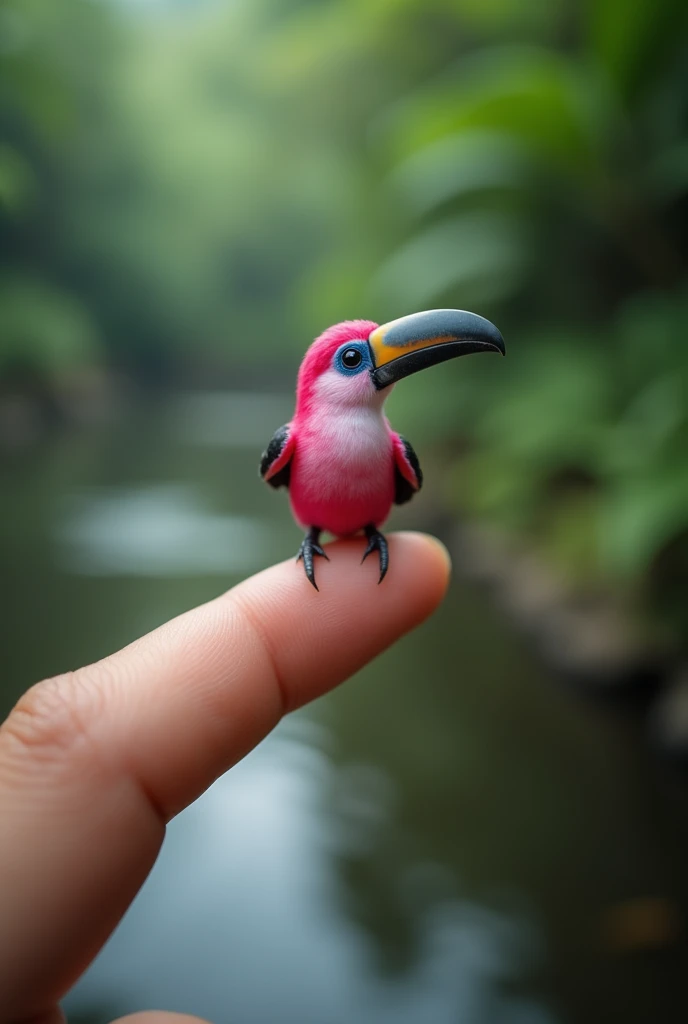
1, 394, 687, 1024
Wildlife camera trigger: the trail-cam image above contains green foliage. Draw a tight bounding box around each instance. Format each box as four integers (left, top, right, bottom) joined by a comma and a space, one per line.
0, 145, 36, 214
0, 276, 100, 374
373, 209, 529, 309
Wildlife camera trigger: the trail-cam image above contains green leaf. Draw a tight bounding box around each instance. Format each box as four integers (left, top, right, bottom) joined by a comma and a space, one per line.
474, 337, 613, 467
452, 449, 539, 531
371, 210, 528, 308
600, 466, 688, 577
0, 145, 36, 214
603, 375, 686, 475
387, 129, 533, 216
646, 141, 688, 203
0, 277, 101, 374
586, 0, 688, 97
376, 47, 610, 177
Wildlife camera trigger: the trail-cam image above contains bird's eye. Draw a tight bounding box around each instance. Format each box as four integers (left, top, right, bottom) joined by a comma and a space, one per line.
341, 348, 362, 369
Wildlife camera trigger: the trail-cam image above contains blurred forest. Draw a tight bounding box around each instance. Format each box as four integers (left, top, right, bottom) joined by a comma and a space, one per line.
2, 0, 688, 649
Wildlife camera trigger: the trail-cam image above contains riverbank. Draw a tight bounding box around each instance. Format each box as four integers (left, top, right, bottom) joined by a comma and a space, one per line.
450, 521, 688, 767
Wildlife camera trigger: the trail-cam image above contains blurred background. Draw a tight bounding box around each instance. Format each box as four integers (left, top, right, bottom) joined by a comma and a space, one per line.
2, 0, 688, 1021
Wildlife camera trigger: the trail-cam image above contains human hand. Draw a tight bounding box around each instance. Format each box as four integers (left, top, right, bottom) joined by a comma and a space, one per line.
0, 533, 450, 1024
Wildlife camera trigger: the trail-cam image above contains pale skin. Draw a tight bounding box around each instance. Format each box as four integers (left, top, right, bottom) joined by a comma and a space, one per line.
0, 532, 450, 1024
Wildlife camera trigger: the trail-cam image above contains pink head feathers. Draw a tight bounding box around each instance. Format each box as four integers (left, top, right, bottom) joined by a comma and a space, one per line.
295, 320, 379, 418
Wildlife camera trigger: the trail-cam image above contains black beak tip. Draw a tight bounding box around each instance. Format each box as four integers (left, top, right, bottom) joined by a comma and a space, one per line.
483, 322, 506, 356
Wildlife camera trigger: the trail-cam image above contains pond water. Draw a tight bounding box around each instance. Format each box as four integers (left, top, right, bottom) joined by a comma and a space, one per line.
1, 393, 687, 1024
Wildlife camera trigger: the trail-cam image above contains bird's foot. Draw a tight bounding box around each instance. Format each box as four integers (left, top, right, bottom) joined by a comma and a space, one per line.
361, 525, 389, 584
297, 527, 329, 591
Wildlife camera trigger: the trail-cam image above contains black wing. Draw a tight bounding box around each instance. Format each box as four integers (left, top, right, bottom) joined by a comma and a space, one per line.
260, 423, 293, 490
394, 435, 423, 505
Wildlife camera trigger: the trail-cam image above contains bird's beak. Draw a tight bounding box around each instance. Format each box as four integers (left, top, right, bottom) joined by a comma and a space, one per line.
368, 308, 505, 390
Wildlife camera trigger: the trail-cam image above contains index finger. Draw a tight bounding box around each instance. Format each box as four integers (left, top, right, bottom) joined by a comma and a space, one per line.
0, 532, 450, 1020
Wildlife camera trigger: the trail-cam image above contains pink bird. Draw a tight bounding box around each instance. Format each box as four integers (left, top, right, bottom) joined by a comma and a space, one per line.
260, 308, 504, 589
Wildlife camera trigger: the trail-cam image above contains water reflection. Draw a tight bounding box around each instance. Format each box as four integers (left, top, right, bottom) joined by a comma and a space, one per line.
171, 391, 294, 449
66, 717, 553, 1024
56, 483, 281, 577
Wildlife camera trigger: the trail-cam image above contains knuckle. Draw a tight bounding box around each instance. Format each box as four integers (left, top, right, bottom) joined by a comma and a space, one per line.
2, 669, 104, 768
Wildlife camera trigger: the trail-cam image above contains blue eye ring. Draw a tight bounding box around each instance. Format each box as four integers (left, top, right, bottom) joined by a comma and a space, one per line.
334, 340, 371, 375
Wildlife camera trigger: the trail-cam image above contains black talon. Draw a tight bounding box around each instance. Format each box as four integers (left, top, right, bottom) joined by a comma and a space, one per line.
297, 526, 329, 590
361, 524, 389, 584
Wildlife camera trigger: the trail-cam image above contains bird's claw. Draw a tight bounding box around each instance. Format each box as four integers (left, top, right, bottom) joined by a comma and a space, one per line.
361, 525, 389, 584
298, 525, 387, 589
297, 527, 329, 590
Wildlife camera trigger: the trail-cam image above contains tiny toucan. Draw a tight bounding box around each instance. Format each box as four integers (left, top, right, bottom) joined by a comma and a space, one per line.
260, 309, 505, 589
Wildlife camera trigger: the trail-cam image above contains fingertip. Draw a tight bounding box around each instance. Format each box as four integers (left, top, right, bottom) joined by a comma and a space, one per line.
229, 529, 451, 713
387, 531, 452, 610
418, 532, 453, 580
114, 1014, 211, 1024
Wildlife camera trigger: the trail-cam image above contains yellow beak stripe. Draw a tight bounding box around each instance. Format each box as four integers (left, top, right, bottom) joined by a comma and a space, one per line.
368, 326, 456, 368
